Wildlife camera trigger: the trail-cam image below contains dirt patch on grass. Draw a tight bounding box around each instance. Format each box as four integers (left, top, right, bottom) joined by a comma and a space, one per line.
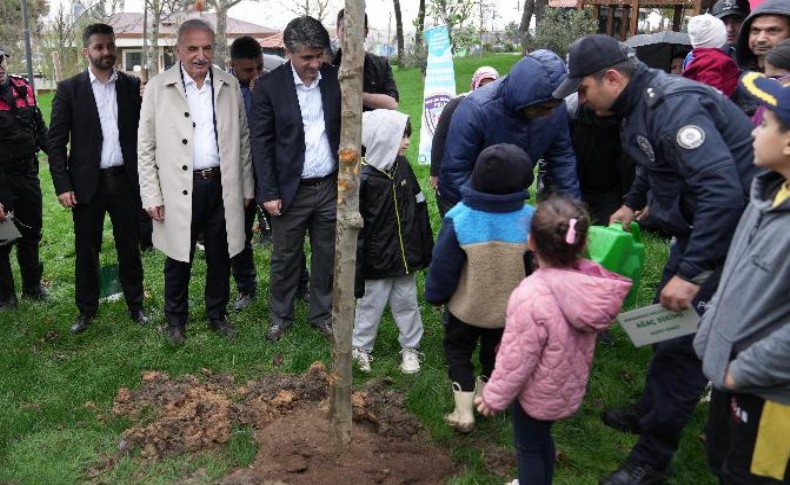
109, 362, 454, 483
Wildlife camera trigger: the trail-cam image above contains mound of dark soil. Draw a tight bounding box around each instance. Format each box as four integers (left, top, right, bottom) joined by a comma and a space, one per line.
108, 362, 454, 484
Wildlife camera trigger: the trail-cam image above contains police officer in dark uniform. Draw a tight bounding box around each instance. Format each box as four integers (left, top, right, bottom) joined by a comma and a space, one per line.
553, 34, 759, 484
0, 45, 48, 309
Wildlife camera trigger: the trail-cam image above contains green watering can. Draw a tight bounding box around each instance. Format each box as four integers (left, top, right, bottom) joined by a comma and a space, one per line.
586, 221, 645, 308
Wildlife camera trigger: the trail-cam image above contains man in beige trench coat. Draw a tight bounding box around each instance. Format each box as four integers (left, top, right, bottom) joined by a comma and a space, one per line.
138, 18, 254, 344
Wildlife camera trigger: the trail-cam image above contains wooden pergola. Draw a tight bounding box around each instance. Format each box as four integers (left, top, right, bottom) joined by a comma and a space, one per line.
573, 0, 716, 39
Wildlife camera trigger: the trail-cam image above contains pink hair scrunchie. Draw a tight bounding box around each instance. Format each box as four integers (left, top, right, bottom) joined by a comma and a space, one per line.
565, 218, 578, 245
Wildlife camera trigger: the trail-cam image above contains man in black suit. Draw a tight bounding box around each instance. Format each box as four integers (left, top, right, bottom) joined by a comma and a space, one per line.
49, 23, 148, 333
250, 16, 341, 341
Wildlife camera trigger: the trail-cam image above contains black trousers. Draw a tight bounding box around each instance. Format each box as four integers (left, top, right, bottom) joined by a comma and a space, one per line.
0, 157, 43, 299
71, 169, 144, 316
628, 239, 722, 471
443, 312, 504, 392
164, 175, 229, 327
269, 178, 336, 328
435, 189, 454, 219
706, 390, 790, 484
139, 209, 153, 250
230, 201, 257, 295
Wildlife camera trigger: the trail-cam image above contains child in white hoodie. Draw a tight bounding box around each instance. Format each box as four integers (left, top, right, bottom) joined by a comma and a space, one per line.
352, 110, 434, 374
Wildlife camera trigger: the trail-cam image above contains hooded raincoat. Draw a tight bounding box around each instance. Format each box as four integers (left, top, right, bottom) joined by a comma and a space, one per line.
356, 110, 433, 289
438, 50, 579, 206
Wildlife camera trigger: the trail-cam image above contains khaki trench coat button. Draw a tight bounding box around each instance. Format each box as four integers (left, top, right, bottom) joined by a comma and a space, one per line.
182, 165, 188, 171
182, 190, 188, 195
182, 139, 188, 145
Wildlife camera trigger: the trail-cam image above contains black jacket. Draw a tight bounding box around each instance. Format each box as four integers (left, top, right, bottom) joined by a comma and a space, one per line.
356, 156, 433, 295
250, 62, 341, 211
48, 70, 142, 204
0, 76, 48, 164
333, 50, 399, 110
430, 95, 464, 177
567, 95, 634, 197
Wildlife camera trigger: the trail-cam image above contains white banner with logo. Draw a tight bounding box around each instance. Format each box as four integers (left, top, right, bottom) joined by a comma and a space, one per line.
418, 25, 456, 166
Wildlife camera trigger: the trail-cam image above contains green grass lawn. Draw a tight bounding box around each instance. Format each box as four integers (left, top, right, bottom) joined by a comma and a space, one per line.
0, 56, 715, 484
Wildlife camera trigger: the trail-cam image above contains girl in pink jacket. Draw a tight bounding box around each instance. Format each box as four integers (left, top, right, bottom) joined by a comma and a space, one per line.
476, 197, 631, 484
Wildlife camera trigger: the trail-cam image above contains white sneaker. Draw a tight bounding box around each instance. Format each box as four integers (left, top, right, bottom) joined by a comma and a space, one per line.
400, 348, 421, 374
352, 348, 372, 373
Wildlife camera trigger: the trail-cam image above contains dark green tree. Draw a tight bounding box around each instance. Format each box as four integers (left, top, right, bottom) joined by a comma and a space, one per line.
525, 7, 598, 57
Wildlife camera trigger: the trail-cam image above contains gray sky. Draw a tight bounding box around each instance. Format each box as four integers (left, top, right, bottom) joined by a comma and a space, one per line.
50, 0, 526, 36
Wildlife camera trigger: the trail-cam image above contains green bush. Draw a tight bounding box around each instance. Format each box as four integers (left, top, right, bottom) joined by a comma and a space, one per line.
526, 7, 599, 57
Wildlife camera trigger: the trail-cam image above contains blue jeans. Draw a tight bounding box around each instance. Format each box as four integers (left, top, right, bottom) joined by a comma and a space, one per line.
512, 401, 555, 484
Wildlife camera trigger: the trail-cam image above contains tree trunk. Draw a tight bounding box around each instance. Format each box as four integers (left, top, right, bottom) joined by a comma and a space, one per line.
142, 4, 149, 76
393, 0, 404, 68
330, 0, 365, 448
520, 0, 535, 48
416, 0, 426, 46
150, 0, 161, 75
213, 2, 228, 69
535, 0, 547, 25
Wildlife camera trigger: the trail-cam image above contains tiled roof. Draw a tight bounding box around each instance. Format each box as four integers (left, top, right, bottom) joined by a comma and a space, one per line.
548, 0, 579, 7
259, 32, 283, 48
107, 12, 278, 36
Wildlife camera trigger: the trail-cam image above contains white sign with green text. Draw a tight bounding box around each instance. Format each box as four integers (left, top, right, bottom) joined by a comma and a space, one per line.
617, 304, 699, 347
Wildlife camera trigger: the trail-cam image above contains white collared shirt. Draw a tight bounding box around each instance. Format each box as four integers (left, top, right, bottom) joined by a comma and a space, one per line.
88, 68, 124, 169
291, 65, 334, 179
182, 64, 220, 171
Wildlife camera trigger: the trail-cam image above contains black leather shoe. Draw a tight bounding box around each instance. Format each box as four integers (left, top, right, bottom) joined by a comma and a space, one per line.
166, 326, 186, 345
70, 314, 94, 334
22, 287, 49, 302
267, 322, 289, 342
601, 404, 644, 434
314, 321, 333, 338
597, 330, 615, 346
0, 295, 18, 311
130, 310, 151, 326
233, 292, 255, 312
600, 460, 666, 485
209, 319, 238, 338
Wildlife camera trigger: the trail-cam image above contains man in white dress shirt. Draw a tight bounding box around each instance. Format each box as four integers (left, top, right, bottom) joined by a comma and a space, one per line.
49, 23, 149, 334
137, 19, 254, 344
250, 16, 341, 341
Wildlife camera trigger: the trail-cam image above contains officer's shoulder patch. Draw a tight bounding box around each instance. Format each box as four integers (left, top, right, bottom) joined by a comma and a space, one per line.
676, 125, 705, 149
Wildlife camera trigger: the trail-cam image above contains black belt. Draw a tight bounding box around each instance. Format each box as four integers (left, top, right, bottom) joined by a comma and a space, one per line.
194, 167, 220, 180
100, 166, 125, 176
300, 172, 336, 186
